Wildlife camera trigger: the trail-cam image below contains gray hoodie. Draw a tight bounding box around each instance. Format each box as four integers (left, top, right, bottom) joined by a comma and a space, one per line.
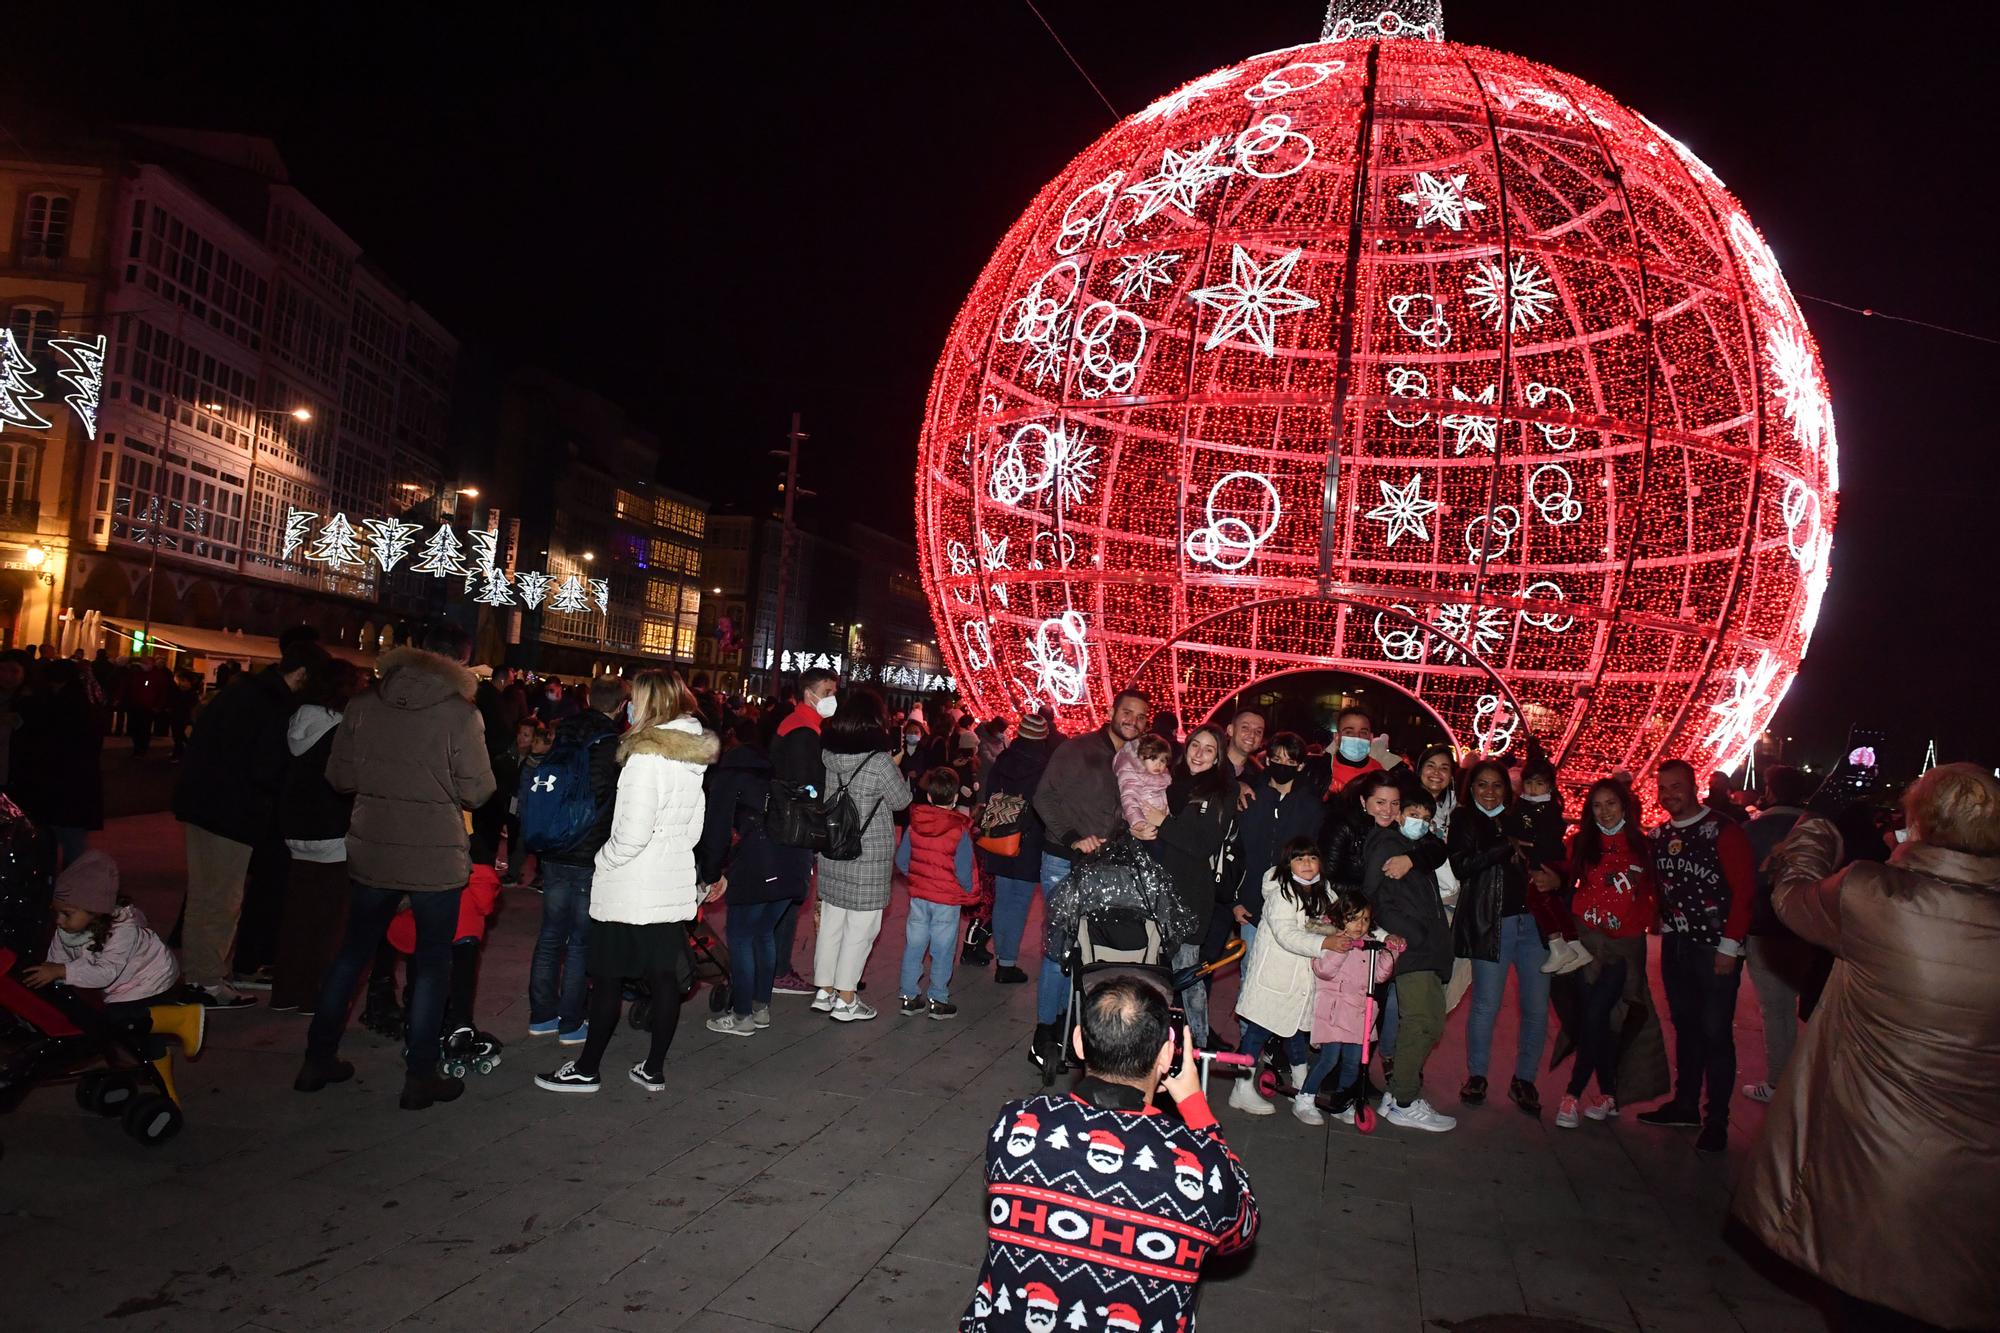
286, 704, 346, 863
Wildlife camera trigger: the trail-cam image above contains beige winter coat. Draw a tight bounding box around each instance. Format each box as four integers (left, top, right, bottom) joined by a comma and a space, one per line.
328, 648, 495, 893
1732, 818, 2000, 1330
1233, 871, 1327, 1037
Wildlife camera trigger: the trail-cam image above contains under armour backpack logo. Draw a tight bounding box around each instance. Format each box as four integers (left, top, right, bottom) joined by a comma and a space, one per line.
531, 773, 558, 793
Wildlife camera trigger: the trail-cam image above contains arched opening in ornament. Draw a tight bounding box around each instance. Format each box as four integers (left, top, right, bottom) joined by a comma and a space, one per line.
1203, 665, 1454, 761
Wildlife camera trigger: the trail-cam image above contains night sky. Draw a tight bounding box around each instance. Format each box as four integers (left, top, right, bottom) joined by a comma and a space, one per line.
8, 3, 1994, 770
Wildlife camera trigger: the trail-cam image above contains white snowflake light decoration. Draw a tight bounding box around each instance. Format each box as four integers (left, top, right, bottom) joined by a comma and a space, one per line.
281, 507, 317, 561
47, 335, 106, 440
1188, 245, 1318, 356
1705, 649, 1781, 765
1127, 139, 1235, 224
1135, 67, 1240, 122
1428, 596, 1511, 664
1364, 472, 1439, 547
1465, 255, 1557, 331
590, 577, 610, 613
1022, 610, 1090, 706
1397, 172, 1485, 230
1767, 325, 1831, 457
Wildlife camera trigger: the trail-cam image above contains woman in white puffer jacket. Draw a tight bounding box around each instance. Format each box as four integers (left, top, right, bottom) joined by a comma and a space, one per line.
537, 669, 717, 1096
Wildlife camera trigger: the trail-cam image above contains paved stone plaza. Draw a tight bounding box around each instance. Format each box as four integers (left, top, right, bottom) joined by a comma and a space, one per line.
3, 813, 1832, 1332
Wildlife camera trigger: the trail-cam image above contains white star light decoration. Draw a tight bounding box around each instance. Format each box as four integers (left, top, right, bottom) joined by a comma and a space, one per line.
1705, 649, 1782, 765
1440, 384, 1498, 454
1188, 245, 1318, 356
1398, 173, 1485, 231
1128, 139, 1236, 225
1365, 473, 1439, 546
1465, 255, 1557, 331
1110, 251, 1181, 302
1430, 597, 1511, 664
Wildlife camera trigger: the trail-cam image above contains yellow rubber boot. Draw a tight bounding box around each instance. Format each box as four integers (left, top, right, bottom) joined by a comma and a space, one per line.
150, 1053, 180, 1107
147, 1003, 205, 1059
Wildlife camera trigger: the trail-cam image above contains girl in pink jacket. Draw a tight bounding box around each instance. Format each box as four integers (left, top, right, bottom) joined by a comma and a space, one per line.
1301, 888, 1400, 1122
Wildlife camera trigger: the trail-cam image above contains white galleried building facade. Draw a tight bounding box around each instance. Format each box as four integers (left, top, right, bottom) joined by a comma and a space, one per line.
0, 128, 457, 658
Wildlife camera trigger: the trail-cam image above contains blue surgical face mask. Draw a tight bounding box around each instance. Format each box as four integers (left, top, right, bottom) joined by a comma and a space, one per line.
1596, 819, 1626, 836
1400, 816, 1429, 840
1475, 800, 1505, 818
1337, 735, 1371, 763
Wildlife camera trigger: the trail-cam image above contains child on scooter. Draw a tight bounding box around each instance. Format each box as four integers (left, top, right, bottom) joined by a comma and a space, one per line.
1302, 888, 1400, 1122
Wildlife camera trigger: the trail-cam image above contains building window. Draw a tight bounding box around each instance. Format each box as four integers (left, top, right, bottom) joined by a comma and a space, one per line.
8, 305, 58, 353
0, 440, 37, 514
22, 193, 72, 260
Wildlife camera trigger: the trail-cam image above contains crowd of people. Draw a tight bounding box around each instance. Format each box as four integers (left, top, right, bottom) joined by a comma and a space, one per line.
7, 635, 1996, 1330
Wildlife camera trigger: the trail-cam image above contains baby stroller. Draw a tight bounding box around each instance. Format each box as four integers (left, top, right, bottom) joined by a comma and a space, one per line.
0, 799, 202, 1147
1033, 837, 1206, 1086
628, 907, 733, 1030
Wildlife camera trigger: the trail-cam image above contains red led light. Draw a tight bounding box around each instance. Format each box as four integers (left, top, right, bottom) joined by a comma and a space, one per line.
915, 26, 1836, 794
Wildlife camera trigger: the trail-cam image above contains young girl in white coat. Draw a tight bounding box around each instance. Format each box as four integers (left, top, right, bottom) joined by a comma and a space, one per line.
1228, 836, 1342, 1125
537, 670, 717, 1095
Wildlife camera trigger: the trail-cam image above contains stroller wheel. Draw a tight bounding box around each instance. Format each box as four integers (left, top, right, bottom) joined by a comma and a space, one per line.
123, 1093, 183, 1147
1355, 1102, 1377, 1135
706, 983, 731, 1014
78, 1070, 139, 1117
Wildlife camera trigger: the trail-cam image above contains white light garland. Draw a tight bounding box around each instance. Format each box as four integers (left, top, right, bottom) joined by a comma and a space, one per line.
1384, 366, 1431, 426
0, 330, 52, 431
1244, 61, 1342, 103
281, 507, 317, 561
47, 334, 106, 440
1527, 464, 1583, 525
1023, 610, 1090, 705
1387, 292, 1453, 348
1184, 470, 1282, 570
1232, 114, 1314, 180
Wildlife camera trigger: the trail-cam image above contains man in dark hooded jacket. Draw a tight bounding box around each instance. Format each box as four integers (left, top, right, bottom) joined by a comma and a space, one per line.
526, 674, 624, 1041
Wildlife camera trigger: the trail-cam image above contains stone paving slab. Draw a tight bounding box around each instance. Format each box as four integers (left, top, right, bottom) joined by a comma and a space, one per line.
2, 812, 1831, 1331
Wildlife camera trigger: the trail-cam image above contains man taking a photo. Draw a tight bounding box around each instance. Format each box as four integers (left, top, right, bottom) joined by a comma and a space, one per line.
961, 975, 1257, 1332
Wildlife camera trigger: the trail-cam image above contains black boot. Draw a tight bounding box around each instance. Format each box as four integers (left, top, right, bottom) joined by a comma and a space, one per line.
400, 1071, 465, 1110
1027, 1022, 1054, 1071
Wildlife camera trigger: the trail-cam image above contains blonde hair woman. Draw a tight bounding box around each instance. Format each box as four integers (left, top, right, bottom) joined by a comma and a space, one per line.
537, 670, 717, 1095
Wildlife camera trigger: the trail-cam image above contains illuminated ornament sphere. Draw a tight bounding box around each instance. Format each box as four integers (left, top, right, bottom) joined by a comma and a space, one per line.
914, 1, 1836, 789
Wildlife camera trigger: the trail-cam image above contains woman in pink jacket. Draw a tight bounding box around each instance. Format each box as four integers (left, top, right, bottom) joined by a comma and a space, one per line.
1301, 888, 1400, 1122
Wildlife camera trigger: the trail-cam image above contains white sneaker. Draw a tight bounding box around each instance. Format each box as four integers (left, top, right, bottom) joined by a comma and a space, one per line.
1291, 1093, 1325, 1126
1742, 1082, 1775, 1104
705, 1012, 758, 1038
1557, 940, 1594, 975
1228, 1077, 1276, 1116
751, 1004, 772, 1028
1540, 939, 1572, 974
1334, 1102, 1357, 1125
830, 997, 877, 1023
809, 988, 836, 1013
1384, 1096, 1457, 1133
1584, 1094, 1619, 1121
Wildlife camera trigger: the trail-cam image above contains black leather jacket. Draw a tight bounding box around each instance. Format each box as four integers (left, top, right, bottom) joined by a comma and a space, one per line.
1449, 805, 1530, 962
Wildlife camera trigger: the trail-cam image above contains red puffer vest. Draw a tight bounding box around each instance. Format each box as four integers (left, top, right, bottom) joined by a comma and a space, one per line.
906, 804, 976, 906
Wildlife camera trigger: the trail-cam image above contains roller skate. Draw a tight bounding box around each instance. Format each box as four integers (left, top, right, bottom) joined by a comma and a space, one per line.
359, 972, 405, 1041
440, 1026, 504, 1077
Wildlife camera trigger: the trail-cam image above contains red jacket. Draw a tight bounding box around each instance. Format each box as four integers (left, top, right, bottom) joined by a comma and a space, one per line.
902, 804, 977, 906
389, 863, 501, 951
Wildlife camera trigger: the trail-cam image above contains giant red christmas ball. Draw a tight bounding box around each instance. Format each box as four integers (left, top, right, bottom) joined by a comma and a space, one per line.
915, 6, 1836, 790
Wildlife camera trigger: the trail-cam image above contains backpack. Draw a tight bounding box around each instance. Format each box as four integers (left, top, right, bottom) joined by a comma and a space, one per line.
820, 755, 887, 862
517, 732, 614, 853
1211, 818, 1245, 904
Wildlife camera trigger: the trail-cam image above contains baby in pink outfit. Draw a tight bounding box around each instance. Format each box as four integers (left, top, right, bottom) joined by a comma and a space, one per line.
1117, 733, 1174, 833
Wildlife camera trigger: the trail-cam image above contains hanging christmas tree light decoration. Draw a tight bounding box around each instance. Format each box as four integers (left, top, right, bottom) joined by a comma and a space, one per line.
914, 0, 1838, 793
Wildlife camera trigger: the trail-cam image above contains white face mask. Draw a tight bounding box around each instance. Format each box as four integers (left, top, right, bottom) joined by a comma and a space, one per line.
813, 694, 838, 719
1596, 819, 1626, 836
904, 735, 922, 752
57, 927, 91, 947
1294, 872, 1322, 886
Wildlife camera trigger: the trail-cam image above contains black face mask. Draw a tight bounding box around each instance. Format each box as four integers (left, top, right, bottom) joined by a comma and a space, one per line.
1265, 762, 1299, 785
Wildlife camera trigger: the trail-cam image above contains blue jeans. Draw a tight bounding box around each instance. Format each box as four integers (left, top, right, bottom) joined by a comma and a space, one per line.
992, 875, 1039, 966
1304, 1041, 1363, 1096
726, 898, 786, 1017
1236, 1019, 1310, 1069
308, 882, 461, 1077
1381, 980, 1400, 1057
530, 862, 593, 1028
1466, 912, 1551, 1082
900, 898, 962, 1002
1036, 853, 1071, 1024
772, 845, 815, 975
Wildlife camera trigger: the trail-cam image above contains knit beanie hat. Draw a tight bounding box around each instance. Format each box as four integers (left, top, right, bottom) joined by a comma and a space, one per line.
53, 850, 120, 916
1018, 713, 1049, 741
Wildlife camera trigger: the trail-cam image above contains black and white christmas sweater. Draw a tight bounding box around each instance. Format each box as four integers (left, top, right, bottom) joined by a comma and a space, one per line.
960, 1079, 1257, 1333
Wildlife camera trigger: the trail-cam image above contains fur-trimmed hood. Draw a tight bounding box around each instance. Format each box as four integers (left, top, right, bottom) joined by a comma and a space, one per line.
618, 713, 720, 766
376, 646, 477, 710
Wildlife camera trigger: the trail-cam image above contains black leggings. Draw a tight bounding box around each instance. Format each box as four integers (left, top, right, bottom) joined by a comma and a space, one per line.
577, 971, 681, 1078
1567, 952, 1628, 1098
